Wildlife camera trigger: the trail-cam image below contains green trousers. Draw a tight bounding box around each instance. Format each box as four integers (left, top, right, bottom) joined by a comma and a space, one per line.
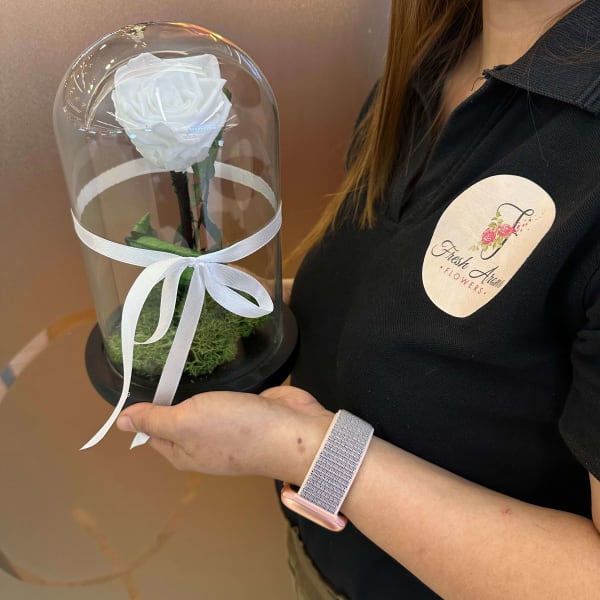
286, 524, 347, 600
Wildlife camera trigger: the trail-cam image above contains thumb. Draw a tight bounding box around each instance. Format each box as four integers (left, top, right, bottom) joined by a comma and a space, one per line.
260, 385, 328, 417
116, 403, 181, 441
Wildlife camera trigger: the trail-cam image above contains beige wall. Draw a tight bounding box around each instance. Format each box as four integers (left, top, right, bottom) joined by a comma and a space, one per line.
0, 2, 389, 598
1, 1, 389, 356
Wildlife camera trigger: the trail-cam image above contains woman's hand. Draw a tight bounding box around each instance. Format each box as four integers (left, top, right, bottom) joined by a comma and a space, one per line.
116, 385, 600, 599
116, 386, 332, 484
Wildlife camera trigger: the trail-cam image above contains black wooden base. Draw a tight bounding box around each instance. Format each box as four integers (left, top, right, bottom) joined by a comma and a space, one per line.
85, 305, 298, 407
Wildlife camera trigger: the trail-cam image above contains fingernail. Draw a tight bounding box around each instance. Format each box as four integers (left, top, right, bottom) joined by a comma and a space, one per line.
117, 415, 136, 432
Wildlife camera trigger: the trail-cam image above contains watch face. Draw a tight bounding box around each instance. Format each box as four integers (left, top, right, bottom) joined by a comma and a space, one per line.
280, 483, 347, 532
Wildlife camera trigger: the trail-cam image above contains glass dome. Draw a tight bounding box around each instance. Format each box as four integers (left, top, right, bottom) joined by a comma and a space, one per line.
53, 22, 295, 447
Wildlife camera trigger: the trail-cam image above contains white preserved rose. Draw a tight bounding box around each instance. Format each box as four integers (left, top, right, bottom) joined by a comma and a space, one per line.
112, 53, 231, 172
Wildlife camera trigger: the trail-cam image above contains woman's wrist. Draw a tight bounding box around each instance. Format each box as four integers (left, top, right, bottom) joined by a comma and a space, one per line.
269, 410, 334, 485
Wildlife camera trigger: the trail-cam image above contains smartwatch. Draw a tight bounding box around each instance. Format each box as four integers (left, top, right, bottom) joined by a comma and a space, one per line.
280, 409, 374, 532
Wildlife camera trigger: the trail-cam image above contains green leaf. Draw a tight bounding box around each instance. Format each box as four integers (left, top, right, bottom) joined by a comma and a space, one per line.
126, 212, 157, 243
128, 235, 202, 257
133, 212, 156, 236
172, 226, 187, 246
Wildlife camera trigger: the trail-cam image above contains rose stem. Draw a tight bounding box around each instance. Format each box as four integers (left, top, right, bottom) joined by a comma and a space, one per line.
192, 161, 222, 251
170, 171, 195, 249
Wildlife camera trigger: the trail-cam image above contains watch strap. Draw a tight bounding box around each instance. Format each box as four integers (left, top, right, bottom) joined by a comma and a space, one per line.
298, 409, 374, 516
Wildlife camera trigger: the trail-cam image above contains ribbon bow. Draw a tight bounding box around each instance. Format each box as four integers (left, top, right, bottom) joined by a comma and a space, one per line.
72, 159, 281, 449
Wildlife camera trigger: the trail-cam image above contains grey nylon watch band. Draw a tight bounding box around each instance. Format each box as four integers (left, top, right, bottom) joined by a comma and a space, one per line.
298, 410, 374, 515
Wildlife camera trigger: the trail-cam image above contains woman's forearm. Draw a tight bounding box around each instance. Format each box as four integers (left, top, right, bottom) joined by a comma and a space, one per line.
342, 436, 600, 599
116, 386, 600, 599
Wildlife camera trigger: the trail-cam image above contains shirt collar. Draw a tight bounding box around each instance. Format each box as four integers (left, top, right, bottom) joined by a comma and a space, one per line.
485, 0, 600, 115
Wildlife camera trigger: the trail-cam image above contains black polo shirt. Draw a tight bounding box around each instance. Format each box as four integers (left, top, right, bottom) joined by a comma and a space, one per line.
285, 1, 600, 598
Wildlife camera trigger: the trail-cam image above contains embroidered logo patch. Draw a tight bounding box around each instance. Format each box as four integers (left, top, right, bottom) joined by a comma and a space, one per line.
422, 175, 555, 317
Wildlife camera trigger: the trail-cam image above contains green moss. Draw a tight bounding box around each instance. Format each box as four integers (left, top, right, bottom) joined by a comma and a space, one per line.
105, 279, 268, 381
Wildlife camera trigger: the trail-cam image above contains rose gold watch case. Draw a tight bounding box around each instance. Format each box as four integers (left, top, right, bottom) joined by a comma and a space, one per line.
280, 483, 348, 532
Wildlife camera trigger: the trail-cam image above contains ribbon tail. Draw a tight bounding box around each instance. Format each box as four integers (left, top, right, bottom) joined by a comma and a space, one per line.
80, 391, 130, 450
139, 269, 183, 344
130, 432, 151, 448
80, 259, 181, 450
80, 297, 139, 450
131, 266, 206, 448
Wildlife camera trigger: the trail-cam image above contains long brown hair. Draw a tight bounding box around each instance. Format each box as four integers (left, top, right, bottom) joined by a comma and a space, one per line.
288, 0, 586, 266
289, 0, 481, 261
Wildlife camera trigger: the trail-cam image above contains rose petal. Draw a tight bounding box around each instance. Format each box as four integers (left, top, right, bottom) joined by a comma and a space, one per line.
111, 53, 231, 171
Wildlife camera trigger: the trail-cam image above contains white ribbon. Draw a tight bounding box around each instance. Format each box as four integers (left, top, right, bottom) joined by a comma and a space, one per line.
73, 158, 281, 450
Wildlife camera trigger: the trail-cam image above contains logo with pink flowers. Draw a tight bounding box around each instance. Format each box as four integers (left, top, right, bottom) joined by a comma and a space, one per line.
423, 175, 555, 317
470, 202, 535, 260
